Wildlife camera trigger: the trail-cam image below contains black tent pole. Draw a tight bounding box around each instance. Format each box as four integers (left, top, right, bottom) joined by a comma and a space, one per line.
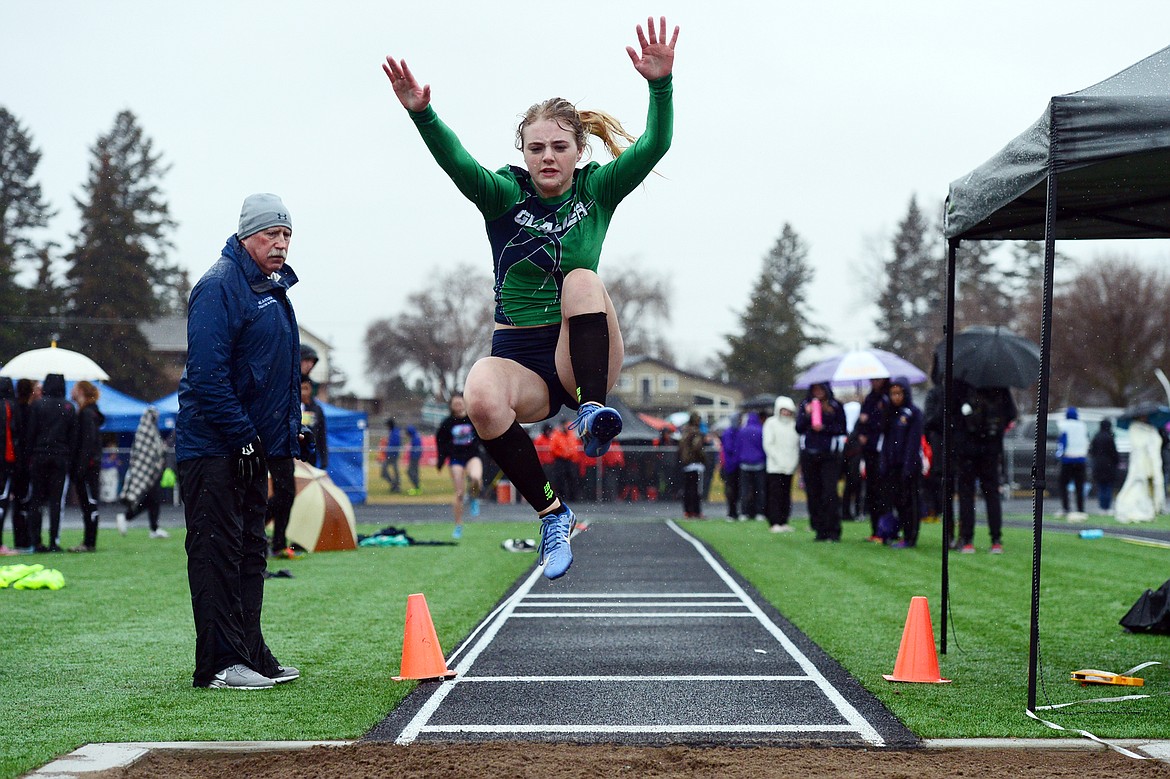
941, 237, 958, 654
1028, 161, 1059, 712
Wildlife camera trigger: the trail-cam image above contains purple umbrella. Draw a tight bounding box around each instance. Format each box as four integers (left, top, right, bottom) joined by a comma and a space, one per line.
794, 349, 927, 389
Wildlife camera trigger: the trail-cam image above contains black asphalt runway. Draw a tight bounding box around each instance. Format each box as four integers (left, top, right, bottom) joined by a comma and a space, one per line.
366, 519, 917, 748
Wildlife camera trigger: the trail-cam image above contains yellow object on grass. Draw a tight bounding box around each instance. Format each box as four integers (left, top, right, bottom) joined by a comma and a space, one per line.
1071, 668, 1146, 687
12, 567, 65, 590
0, 563, 44, 587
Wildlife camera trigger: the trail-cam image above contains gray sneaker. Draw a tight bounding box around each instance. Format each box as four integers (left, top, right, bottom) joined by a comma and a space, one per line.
270, 665, 300, 684
208, 664, 274, 690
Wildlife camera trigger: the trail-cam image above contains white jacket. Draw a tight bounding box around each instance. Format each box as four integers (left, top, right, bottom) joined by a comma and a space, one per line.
763, 396, 800, 475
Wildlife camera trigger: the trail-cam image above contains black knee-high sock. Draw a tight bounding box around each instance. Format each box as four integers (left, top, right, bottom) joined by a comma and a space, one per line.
481, 421, 558, 514
569, 311, 609, 407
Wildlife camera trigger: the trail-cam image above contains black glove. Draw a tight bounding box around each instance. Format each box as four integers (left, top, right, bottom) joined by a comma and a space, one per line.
236, 435, 266, 483
297, 425, 317, 463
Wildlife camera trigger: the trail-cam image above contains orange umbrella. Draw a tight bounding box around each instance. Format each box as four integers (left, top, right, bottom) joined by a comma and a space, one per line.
285, 461, 357, 552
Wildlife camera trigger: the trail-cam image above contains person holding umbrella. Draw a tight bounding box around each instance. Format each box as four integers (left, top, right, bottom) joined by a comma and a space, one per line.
796, 382, 847, 542
952, 381, 1016, 553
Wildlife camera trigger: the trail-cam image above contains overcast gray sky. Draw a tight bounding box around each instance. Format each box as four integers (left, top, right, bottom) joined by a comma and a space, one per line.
4, 1, 1169, 396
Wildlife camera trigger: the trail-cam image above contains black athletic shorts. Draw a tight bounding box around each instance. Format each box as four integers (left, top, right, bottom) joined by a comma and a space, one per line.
491, 324, 578, 420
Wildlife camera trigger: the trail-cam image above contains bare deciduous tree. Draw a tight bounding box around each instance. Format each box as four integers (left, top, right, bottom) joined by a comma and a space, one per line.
365, 264, 495, 400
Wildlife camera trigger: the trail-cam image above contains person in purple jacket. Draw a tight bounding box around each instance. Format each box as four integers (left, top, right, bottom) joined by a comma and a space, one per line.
796, 383, 847, 541
737, 411, 766, 521
720, 414, 741, 520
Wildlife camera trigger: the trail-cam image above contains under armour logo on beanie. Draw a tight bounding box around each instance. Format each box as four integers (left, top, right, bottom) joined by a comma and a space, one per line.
237, 193, 293, 239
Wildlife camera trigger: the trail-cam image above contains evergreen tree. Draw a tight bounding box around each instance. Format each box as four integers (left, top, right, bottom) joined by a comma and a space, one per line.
722, 223, 824, 395
873, 196, 944, 371
0, 107, 55, 359
65, 111, 183, 396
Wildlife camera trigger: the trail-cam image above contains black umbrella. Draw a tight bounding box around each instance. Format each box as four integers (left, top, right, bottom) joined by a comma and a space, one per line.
934, 326, 1041, 389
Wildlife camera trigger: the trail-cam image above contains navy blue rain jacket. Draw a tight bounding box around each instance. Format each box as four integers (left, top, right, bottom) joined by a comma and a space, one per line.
176, 236, 301, 462
879, 378, 923, 479
795, 385, 847, 454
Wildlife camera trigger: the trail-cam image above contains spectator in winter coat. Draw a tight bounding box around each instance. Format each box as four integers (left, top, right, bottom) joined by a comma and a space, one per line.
405, 425, 423, 494
677, 412, 707, 518
879, 376, 923, 548
796, 382, 847, 541
762, 396, 799, 533
1056, 407, 1089, 518
175, 193, 303, 690
737, 411, 766, 520
1089, 419, 1120, 512
26, 373, 75, 552
720, 414, 741, 520
0, 377, 21, 555
68, 381, 105, 552
381, 418, 402, 492
857, 378, 889, 541
9, 379, 37, 553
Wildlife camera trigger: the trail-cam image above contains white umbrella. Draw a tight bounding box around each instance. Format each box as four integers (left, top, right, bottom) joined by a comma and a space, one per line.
794, 349, 926, 389
0, 346, 110, 381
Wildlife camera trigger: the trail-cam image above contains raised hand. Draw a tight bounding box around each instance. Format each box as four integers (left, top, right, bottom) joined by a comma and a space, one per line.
625, 16, 680, 81
382, 56, 431, 112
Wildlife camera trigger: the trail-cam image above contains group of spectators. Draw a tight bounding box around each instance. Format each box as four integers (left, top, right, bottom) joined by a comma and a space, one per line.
698, 374, 1030, 553
0, 374, 109, 554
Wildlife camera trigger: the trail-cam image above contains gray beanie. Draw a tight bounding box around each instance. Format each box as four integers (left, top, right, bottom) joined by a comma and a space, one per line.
237, 193, 292, 239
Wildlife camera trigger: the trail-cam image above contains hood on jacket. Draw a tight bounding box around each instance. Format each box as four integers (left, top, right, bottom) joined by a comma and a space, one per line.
42, 373, 66, 398
804, 382, 836, 402
774, 395, 796, 416
688, 412, 701, 427
0, 377, 13, 401
1099, 419, 1112, 433
889, 375, 914, 405
1066, 407, 1079, 420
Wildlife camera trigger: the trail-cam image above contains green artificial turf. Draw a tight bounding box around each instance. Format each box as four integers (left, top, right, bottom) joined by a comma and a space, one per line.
5, 508, 1170, 777
0, 520, 537, 779
684, 515, 1170, 740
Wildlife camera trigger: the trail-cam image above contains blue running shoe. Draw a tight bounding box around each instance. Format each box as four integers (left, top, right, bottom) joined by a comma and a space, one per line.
452, 524, 463, 540
537, 503, 575, 580
470, 497, 480, 517
569, 402, 623, 458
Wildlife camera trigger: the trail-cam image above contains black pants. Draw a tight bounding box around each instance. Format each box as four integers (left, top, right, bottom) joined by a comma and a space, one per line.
381, 453, 400, 491
29, 453, 69, 548
957, 450, 1003, 545
841, 454, 863, 518
766, 472, 793, 527
266, 457, 295, 552
179, 457, 280, 687
885, 470, 921, 546
1059, 461, 1086, 513
682, 466, 704, 516
124, 485, 161, 531
8, 465, 31, 549
739, 466, 765, 518
73, 465, 101, 548
863, 450, 883, 534
803, 451, 843, 540
722, 468, 740, 518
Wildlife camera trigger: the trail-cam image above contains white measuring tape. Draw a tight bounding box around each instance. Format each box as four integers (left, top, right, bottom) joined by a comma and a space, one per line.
1027, 661, 1163, 760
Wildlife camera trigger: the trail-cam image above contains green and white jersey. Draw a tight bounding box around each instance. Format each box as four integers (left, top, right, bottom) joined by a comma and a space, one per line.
410, 76, 673, 326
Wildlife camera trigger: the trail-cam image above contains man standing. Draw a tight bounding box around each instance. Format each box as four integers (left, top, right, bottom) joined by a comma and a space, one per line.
176, 193, 303, 690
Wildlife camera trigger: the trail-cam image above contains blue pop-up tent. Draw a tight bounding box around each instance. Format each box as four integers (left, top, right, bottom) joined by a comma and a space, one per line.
64, 381, 152, 433
152, 392, 368, 504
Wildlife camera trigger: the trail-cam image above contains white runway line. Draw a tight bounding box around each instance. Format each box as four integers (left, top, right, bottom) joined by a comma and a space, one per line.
394, 521, 887, 746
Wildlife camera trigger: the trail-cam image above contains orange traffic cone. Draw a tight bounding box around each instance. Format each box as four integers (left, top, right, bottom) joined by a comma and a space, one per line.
392, 593, 458, 681
883, 596, 951, 683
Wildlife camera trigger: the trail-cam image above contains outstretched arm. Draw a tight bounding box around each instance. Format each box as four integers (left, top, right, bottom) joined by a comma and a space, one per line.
626, 15, 679, 80
382, 56, 431, 112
